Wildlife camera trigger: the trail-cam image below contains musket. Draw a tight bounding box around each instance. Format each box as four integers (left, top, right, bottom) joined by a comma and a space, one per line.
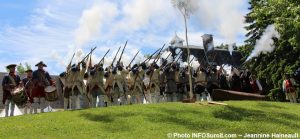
142, 47, 161, 64
110, 46, 121, 67
67, 53, 75, 71
79, 47, 97, 64
160, 52, 173, 72
147, 44, 166, 87
117, 41, 128, 66
188, 57, 195, 65
97, 49, 110, 66
127, 50, 140, 68
153, 44, 165, 64
87, 48, 93, 69
174, 50, 183, 63
147, 48, 164, 91
164, 51, 172, 62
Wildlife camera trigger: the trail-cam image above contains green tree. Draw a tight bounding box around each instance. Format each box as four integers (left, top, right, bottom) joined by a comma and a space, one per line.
241, 0, 300, 92
16, 62, 32, 74
25, 62, 32, 70
17, 63, 25, 74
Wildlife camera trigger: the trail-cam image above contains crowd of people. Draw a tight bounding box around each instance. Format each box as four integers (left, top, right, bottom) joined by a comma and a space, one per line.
2, 56, 268, 117
2, 62, 55, 117
4, 44, 300, 117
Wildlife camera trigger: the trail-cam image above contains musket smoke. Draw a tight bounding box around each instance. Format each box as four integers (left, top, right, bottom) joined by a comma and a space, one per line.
228, 44, 233, 56
246, 24, 280, 61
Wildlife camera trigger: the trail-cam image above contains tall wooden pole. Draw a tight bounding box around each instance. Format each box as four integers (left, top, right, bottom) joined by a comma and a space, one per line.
183, 8, 194, 100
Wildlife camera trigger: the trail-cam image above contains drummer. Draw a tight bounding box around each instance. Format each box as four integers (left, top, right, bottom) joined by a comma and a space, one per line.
2, 64, 21, 117
32, 61, 55, 113
22, 69, 34, 114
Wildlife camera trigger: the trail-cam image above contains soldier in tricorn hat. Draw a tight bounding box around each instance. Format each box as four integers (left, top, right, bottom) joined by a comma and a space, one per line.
2, 64, 21, 117
31, 61, 55, 113
22, 69, 34, 114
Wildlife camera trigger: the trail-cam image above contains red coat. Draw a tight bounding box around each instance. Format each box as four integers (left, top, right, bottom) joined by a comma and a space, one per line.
32, 69, 54, 98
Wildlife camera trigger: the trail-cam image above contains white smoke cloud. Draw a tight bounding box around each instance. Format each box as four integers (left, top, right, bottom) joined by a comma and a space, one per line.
228, 44, 234, 56
190, 59, 200, 70
75, 49, 84, 63
171, 0, 199, 17
180, 62, 188, 68
161, 51, 173, 62
246, 24, 280, 61
110, 0, 173, 35
195, 0, 247, 45
74, 2, 118, 48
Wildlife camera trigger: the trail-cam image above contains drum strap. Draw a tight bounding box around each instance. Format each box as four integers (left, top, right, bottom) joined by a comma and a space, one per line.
38, 71, 50, 86
8, 75, 17, 86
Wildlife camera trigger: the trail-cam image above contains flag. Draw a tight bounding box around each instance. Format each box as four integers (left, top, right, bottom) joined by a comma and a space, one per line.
202, 34, 214, 52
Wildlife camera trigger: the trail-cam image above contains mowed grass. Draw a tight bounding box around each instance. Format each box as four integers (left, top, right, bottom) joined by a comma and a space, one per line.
0, 101, 300, 139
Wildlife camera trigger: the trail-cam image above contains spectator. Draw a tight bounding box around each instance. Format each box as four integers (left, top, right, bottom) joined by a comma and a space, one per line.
282, 73, 298, 103
250, 75, 263, 94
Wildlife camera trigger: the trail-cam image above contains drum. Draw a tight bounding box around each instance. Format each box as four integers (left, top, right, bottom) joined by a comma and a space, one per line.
11, 87, 27, 106
44, 86, 58, 101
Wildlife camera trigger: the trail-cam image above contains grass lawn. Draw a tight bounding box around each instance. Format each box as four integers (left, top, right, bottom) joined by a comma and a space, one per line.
0, 101, 299, 139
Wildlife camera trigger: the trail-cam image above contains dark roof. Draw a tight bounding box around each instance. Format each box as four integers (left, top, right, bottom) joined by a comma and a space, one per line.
173, 46, 243, 66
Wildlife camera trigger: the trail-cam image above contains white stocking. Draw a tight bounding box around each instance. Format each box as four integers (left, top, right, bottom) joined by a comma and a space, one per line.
33, 97, 39, 114
40, 97, 46, 113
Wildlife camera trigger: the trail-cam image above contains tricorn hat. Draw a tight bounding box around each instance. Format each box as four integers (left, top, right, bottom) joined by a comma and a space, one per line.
25, 69, 33, 73
35, 61, 47, 67
6, 64, 17, 69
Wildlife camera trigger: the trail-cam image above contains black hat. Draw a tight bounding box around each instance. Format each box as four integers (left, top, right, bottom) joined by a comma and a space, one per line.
35, 61, 47, 67
25, 69, 33, 73
59, 72, 66, 77
6, 64, 17, 69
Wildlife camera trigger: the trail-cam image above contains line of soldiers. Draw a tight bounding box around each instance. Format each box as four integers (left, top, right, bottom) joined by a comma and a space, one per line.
2, 61, 55, 117
57, 57, 224, 110
2, 46, 265, 116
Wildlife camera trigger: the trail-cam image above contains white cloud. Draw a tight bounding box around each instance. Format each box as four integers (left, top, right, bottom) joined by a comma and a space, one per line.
74, 2, 118, 48
0, 0, 249, 74
110, 0, 174, 34
195, 0, 248, 43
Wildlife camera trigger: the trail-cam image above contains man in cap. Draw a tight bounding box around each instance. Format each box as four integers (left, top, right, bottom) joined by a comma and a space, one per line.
113, 62, 129, 105
104, 66, 115, 106
127, 63, 145, 104
69, 62, 87, 109
148, 63, 160, 103
59, 63, 73, 110
22, 69, 34, 114
163, 62, 178, 102
32, 61, 55, 113
87, 64, 106, 108
193, 65, 207, 101
2, 64, 21, 117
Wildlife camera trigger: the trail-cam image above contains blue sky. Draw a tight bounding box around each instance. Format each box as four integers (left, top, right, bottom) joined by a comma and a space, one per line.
0, 0, 250, 74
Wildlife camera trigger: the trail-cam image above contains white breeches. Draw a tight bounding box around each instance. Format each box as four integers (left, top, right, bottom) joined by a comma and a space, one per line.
24, 102, 33, 114
4, 99, 15, 117
32, 97, 46, 114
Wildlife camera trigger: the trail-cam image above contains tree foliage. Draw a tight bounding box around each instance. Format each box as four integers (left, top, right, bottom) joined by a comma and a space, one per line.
17, 62, 32, 74
241, 0, 300, 91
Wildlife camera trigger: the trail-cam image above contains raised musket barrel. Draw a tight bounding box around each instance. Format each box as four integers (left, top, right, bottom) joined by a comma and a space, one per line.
211, 89, 267, 101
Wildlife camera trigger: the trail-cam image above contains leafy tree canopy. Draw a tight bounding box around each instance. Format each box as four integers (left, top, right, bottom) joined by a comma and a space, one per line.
241, 0, 300, 91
